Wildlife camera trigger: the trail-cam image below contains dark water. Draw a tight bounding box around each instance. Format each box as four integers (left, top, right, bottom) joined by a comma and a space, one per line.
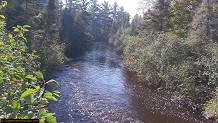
48, 43, 211, 123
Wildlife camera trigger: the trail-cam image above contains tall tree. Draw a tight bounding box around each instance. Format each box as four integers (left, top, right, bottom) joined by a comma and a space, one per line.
60, 0, 93, 55
140, 0, 170, 35
185, 0, 210, 47
169, 0, 200, 37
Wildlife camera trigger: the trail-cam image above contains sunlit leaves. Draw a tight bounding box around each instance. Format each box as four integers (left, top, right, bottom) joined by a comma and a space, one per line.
11, 100, 20, 109
0, 15, 5, 19
44, 91, 57, 101
24, 95, 34, 104
45, 113, 57, 123
0, 1, 59, 123
39, 109, 57, 123
23, 113, 34, 119
23, 25, 31, 28
20, 89, 38, 99
13, 28, 20, 33
35, 71, 44, 79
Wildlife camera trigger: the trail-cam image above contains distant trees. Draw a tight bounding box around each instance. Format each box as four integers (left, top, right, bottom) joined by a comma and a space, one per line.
90, 1, 130, 42
60, 0, 93, 55
130, 14, 141, 36
4, 0, 130, 66
59, 0, 130, 55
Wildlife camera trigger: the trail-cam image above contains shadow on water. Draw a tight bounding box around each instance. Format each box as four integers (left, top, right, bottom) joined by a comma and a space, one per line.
48, 42, 211, 123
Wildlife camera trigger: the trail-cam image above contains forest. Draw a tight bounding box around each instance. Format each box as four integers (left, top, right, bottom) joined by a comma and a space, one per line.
0, 0, 218, 122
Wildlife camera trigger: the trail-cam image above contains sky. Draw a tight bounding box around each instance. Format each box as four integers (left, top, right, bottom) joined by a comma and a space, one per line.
98, 0, 141, 17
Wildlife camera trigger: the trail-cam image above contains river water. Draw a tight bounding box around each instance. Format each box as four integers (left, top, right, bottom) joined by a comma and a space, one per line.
48, 43, 211, 123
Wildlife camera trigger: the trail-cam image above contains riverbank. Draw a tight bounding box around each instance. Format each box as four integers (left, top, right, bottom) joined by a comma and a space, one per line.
48, 43, 211, 123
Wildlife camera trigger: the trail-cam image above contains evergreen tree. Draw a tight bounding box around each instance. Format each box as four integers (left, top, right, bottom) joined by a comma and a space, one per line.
140, 0, 170, 34
60, 0, 93, 55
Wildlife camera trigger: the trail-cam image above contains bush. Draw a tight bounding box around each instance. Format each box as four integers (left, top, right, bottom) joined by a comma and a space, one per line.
38, 40, 66, 70
109, 28, 132, 52
112, 29, 218, 108
123, 32, 187, 87
0, 3, 59, 122
204, 87, 218, 120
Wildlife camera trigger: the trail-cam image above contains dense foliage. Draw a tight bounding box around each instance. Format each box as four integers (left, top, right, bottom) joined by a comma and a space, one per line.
61, 0, 130, 55
4, 0, 218, 121
110, 0, 218, 120
0, 2, 60, 122
5, 0, 66, 71
0, 0, 130, 122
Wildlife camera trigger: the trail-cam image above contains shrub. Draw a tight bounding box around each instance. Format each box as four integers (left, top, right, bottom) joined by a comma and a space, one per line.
0, 3, 59, 122
112, 29, 218, 108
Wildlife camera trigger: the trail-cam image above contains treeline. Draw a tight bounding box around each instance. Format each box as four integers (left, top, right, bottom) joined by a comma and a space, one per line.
110, 0, 218, 120
4, 0, 130, 67
5, 0, 65, 72
61, 0, 130, 55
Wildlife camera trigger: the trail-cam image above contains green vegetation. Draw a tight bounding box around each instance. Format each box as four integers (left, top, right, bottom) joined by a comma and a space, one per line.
3, 0, 218, 121
0, 0, 130, 122
110, 0, 218, 120
60, 0, 130, 56
0, 2, 60, 122
5, 0, 66, 73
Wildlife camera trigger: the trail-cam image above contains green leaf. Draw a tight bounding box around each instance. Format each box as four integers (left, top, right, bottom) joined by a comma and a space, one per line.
5, 107, 13, 114
21, 83, 27, 91
45, 113, 57, 123
53, 93, 60, 98
23, 25, 31, 28
40, 117, 46, 123
0, 40, 4, 46
39, 109, 47, 116
0, 15, 5, 19
44, 91, 57, 101
35, 71, 44, 79
11, 100, 20, 109
15, 74, 23, 80
13, 28, 20, 33
8, 34, 12, 39
26, 74, 34, 79
0, 76, 4, 81
11, 100, 18, 109
44, 91, 53, 97
46, 79, 59, 86
20, 89, 38, 99
41, 98, 49, 104
9, 90, 15, 96
23, 29, 29, 32
24, 95, 34, 104
17, 113, 26, 119
34, 86, 40, 91
23, 113, 34, 119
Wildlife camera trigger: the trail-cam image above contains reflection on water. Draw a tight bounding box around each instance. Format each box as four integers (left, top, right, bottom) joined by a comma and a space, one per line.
48, 43, 210, 123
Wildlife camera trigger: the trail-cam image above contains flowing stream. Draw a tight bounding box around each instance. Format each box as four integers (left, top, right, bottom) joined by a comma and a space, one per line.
48, 43, 210, 123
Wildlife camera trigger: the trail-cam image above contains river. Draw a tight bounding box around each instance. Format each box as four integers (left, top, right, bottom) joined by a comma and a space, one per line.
48, 43, 211, 123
